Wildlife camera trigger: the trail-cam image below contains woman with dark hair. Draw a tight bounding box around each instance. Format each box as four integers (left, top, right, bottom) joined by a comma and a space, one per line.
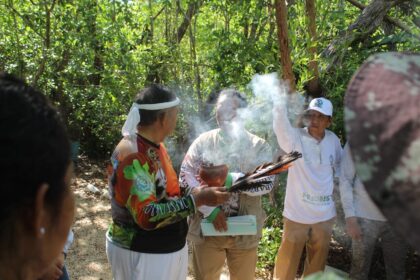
106, 85, 229, 279
0, 74, 75, 279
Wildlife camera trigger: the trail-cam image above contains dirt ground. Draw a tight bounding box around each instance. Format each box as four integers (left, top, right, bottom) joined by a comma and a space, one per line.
66, 159, 112, 280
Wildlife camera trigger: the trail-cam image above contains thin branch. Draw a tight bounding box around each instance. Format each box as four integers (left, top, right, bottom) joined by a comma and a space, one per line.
33, 0, 57, 86
31, 49, 46, 87
153, 6, 165, 21
11, 9, 25, 77
255, 17, 269, 42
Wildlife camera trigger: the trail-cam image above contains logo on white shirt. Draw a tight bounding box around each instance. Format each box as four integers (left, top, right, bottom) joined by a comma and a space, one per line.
302, 192, 332, 206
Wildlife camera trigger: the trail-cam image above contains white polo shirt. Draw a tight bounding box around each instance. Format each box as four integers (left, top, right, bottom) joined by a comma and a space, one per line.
273, 104, 342, 224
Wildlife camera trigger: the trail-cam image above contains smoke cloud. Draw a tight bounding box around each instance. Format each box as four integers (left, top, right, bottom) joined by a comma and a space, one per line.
165, 73, 306, 169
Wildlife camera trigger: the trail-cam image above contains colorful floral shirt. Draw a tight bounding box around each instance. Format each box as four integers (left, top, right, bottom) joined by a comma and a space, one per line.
107, 134, 196, 252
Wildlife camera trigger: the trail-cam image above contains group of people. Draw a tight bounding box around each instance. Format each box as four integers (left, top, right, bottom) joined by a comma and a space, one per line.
104, 53, 410, 280
0, 51, 418, 280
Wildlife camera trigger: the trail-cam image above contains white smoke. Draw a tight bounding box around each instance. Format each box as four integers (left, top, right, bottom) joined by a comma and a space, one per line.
247, 73, 305, 124
165, 73, 306, 170
249, 72, 287, 106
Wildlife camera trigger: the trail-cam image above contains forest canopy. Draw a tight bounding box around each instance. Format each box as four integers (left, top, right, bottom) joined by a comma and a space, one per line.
1, 0, 419, 158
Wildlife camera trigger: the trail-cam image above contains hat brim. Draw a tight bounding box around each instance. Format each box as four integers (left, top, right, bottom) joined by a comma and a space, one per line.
305, 107, 332, 117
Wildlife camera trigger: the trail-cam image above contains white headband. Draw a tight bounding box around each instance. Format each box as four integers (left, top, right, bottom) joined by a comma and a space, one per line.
121, 97, 180, 136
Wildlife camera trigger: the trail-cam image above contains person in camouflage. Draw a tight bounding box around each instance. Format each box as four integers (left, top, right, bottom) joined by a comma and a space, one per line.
340, 142, 407, 280
344, 52, 420, 252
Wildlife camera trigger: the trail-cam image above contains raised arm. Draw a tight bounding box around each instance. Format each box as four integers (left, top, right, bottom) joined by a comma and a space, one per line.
272, 100, 300, 153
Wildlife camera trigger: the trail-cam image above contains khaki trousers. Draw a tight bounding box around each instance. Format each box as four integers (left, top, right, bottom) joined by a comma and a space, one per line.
192, 236, 257, 280
273, 217, 334, 280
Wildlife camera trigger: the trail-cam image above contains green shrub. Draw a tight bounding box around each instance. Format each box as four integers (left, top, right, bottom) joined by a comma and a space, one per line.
257, 226, 282, 272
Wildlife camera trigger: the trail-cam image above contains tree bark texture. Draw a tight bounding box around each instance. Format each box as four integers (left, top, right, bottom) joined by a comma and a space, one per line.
305, 0, 321, 96
323, 0, 406, 71
275, 0, 296, 91
346, 0, 420, 41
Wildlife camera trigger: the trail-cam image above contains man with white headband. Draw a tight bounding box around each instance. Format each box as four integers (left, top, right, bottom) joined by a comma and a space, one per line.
106, 85, 229, 280
272, 96, 342, 279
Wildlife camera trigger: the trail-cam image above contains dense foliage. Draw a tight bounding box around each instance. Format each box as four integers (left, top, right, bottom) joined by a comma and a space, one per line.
2, 0, 418, 157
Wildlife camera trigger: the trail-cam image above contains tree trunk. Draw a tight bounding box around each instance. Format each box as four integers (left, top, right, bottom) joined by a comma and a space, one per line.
305, 0, 322, 96
274, 0, 296, 91
249, 1, 263, 42
243, 0, 250, 39
253, 0, 270, 43
189, 14, 203, 112
176, 0, 202, 44
87, 1, 104, 87
146, 0, 203, 84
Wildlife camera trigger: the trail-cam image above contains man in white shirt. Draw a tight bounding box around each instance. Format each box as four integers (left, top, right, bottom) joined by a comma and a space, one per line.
180, 89, 274, 280
272, 97, 342, 280
340, 143, 407, 280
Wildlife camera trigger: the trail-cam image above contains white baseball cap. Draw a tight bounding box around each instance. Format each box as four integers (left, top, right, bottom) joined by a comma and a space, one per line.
307, 97, 333, 117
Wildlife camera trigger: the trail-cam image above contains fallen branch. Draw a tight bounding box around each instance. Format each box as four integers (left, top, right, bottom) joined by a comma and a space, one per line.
323, 0, 405, 72
346, 0, 420, 41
